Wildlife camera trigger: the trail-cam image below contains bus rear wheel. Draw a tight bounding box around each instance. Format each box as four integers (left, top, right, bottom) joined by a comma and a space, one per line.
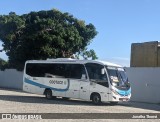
92, 93, 101, 105
45, 89, 53, 100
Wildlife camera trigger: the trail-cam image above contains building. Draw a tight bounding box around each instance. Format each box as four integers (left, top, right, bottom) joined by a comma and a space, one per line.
130, 41, 160, 67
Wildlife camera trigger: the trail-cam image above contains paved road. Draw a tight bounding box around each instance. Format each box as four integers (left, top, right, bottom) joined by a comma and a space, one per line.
0, 88, 159, 122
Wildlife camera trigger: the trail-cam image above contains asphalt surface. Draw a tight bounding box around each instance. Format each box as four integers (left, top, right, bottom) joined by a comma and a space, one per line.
0, 88, 159, 122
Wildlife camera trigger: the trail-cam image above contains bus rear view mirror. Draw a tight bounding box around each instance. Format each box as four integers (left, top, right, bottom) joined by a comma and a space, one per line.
101, 68, 105, 75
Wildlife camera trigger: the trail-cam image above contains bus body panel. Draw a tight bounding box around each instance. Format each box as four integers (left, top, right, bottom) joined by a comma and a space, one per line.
79, 80, 90, 100
23, 76, 45, 95
89, 83, 109, 102
65, 79, 80, 99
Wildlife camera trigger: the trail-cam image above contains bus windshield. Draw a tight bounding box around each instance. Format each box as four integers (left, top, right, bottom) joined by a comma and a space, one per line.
106, 66, 130, 89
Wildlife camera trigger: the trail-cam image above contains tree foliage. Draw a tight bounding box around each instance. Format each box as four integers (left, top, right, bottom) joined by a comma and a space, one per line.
0, 58, 8, 71
0, 9, 98, 70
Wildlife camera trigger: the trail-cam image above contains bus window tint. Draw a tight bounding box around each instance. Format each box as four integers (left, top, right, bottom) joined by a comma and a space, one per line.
26, 63, 86, 79
26, 63, 66, 78
65, 64, 86, 79
85, 63, 108, 81
85, 63, 108, 87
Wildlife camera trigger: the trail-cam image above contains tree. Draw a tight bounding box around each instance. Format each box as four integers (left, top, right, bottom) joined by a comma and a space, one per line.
75, 48, 98, 60
0, 58, 8, 71
0, 9, 98, 70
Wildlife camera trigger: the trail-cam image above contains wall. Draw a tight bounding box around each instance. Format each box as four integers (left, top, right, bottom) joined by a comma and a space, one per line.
125, 67, 160, 104
157, 45, 160, 66
0, 68, 160, 103
0, 69, 23, 90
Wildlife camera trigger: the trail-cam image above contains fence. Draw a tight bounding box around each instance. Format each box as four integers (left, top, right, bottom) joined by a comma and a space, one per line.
0, 68, 160, 103
0, 69, 23, 90
125, 67, 160, 103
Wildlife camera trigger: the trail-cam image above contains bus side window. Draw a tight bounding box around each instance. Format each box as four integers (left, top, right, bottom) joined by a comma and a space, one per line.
64, 64, 87, 79
26, 63, 66, 78
26, 63, 87, 80
85, 63, 108, 87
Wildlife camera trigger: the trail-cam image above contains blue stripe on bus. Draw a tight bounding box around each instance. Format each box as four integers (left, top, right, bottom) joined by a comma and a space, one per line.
24, 78, 70, 92
117, 88, 131, 96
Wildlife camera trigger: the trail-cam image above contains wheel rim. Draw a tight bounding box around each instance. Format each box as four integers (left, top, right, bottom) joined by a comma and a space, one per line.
93, 95, 99, 103
46, 91, 51, 98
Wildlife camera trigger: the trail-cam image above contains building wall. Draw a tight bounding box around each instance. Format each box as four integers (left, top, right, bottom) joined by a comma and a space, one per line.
125, 67, 160, 104
0, 69, 23, 90
157, 46, 160, 66
130, 41, 158, 67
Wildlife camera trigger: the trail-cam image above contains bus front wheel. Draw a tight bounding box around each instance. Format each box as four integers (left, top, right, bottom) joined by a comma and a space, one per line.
92, 93, 101, 105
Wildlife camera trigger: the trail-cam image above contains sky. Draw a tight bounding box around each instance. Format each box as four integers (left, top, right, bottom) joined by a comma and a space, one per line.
0, 0, 160, 66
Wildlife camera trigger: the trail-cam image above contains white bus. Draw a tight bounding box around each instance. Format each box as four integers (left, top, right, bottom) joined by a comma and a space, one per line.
23, 58, 131, 105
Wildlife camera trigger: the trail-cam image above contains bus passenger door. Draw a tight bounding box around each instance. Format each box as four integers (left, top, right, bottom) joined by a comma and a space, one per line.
80, 80, 90, 100
65, 64, 86, 99
85, 63, 110, 102
65, 79, 80, 99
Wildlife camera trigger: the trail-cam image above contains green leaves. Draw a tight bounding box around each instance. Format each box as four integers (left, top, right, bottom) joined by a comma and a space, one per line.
0, 9, 98, 70
0, 58, 8, 71
76, 48, 98, 60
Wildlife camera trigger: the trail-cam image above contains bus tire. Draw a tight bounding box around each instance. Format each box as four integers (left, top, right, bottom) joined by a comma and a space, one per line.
91, 93, 101, 105
45, 89, 53, 100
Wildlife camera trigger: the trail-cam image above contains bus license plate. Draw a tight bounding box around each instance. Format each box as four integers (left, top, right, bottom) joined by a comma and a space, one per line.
122, 98, 128, 101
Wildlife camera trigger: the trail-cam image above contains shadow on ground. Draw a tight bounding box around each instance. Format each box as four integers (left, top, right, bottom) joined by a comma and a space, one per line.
118, 101, 160, 112
0, 94, 105, 106
0, 88, 159, 112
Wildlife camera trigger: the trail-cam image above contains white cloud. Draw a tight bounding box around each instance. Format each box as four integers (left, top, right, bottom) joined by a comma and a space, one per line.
0, 46, 2, 49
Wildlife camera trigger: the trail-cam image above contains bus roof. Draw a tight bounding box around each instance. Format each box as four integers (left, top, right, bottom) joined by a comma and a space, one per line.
26, 58, 122, 67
